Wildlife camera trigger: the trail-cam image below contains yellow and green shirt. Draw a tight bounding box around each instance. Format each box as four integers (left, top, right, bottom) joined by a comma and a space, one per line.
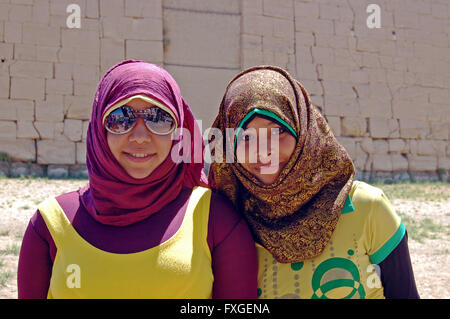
257, 181, 405, 299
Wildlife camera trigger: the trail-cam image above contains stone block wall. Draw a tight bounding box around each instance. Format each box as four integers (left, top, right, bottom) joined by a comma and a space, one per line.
0, 0, 449, 181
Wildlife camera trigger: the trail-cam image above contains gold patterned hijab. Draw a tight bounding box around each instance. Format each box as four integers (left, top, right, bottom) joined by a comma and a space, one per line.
208, 66, 355, 263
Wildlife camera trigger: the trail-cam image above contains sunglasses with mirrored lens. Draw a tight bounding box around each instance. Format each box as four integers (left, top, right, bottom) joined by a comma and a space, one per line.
104, 105, 176, 135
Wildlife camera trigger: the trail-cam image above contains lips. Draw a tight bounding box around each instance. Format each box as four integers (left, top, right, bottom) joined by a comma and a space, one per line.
130, 153, 150, 158
123, 152, 155, 162
258, 164, 280, 174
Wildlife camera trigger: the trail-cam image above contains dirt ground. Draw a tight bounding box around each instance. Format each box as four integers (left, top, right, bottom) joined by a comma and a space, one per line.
0, 178, 448, 299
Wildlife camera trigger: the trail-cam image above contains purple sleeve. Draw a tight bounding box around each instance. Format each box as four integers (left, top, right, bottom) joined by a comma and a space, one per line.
207, 193, 258, 299
379, 232, 420, 299
17, 211, 54, 299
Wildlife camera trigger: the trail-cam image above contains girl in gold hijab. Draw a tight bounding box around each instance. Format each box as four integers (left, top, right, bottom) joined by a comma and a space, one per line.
209, 66, 419, 299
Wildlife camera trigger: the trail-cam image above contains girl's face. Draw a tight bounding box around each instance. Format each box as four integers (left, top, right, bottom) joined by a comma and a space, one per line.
107, 98, 173, 179
235, 116, 297, 185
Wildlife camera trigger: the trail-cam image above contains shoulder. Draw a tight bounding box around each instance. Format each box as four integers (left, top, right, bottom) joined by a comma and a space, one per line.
209, 190, 241, 222
55, 190, 81, 204
350, 181, 404, 259
349, 180, 401, 231
349, 180, 397, 217
33, 190, 82, 231
35, 190, 81, 212
190, 187, 239, 216
186, 186, 241, 230
210, 190, 237, 210
350, 180, 386, 206
208, 190, 245, 244
29, 209, 49, 239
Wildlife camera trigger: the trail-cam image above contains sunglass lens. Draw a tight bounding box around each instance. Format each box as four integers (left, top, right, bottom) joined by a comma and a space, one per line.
105, 107, 136, 134
145, 108, 175, 134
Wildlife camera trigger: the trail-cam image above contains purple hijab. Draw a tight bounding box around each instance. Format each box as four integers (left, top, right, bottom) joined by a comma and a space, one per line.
80, 60, 208, 226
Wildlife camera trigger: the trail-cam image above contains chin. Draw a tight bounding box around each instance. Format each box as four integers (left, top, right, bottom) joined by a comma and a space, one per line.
126, 168, 155, 179
256, 173, 280, 185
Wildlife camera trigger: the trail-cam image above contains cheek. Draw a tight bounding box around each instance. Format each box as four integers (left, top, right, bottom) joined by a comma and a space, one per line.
240, 161, 252, 173
154, 135, 173, 159
107, 133, 124, 159
235, 143, 248, 164
278, 135, 296, 161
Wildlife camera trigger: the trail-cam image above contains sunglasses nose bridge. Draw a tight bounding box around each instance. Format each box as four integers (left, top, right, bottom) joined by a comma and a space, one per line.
124, 110, 149, 133
128, 118, 153, 142
135, 117, 152, 131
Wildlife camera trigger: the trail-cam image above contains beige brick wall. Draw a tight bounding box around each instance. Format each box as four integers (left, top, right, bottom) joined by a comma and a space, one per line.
0, 0, 448, 181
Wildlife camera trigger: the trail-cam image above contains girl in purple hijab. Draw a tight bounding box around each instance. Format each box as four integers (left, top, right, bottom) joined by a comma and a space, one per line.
17, 60, 257, 299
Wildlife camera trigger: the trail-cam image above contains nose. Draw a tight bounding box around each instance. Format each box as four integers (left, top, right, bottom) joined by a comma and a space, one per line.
257, 135, 272, 164
128, 118, 152, 144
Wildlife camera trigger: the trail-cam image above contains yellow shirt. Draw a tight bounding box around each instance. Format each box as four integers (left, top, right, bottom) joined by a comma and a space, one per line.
38, 186, 213, 299
256, 181, 405, 299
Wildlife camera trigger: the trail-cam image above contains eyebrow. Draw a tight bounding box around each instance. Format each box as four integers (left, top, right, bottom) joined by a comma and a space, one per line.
245, 121, 282, 129
122, 104, 158, 112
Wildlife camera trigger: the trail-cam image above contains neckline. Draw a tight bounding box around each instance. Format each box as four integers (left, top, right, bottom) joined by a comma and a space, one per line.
50, 196, 191, 257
